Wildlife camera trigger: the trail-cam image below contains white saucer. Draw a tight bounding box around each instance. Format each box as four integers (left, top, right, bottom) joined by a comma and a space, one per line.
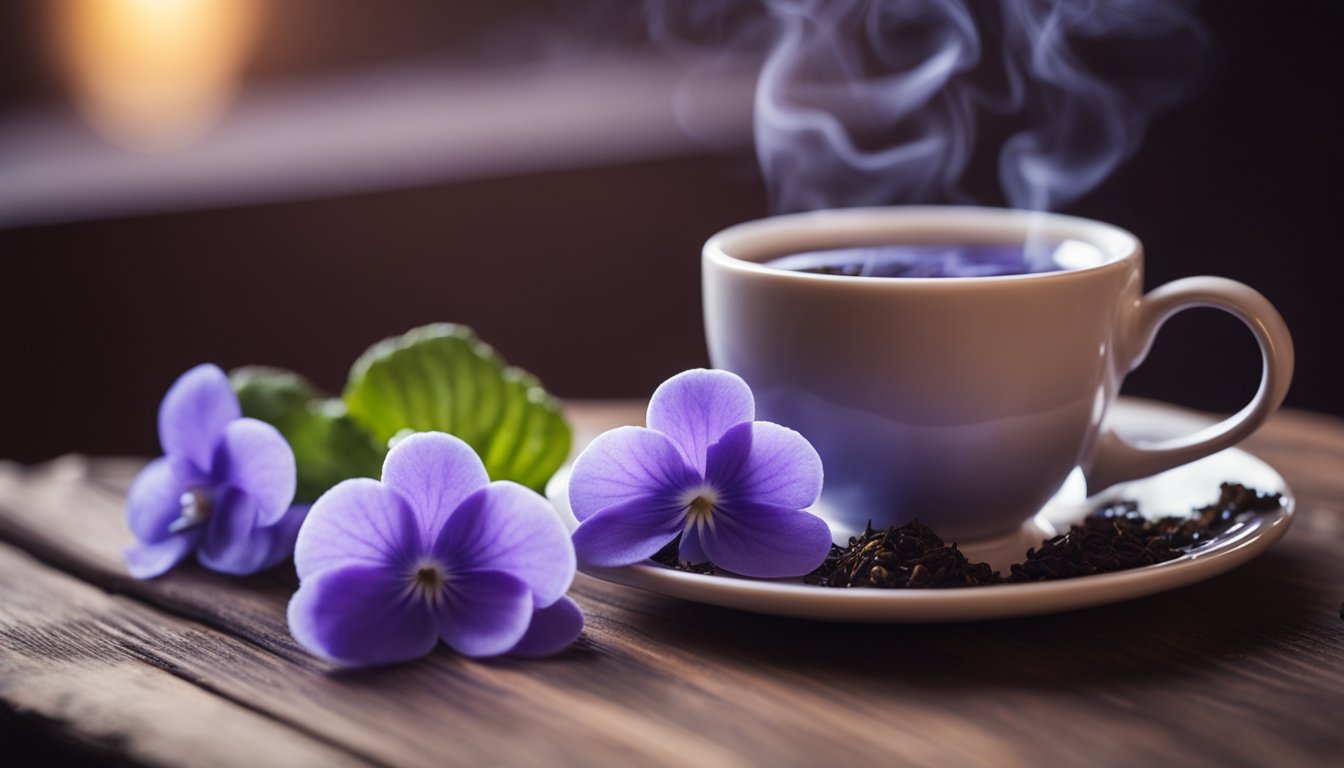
547, 398, 1294, 623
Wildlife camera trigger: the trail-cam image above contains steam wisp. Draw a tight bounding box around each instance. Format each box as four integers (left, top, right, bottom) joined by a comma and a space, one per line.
650, 0, 1210, 213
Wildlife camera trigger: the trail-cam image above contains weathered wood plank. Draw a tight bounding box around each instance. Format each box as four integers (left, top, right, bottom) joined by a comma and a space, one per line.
1, 402, 1342, 767
0, 541, 370, 768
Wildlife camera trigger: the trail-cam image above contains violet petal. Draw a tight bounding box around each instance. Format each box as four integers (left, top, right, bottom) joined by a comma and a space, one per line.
212, 418, 297, 527
197, 487, 273, 575
508, 596, 584, 658
646, 368, 755, 474
167, 454, 209, 487
433, 569, 533, 658
125, 532, 200, 579
381, 432, 490, 544
568, 426, 701, 522
158, 364, 241, 474
293, 478, 422, 581
700, 501, 833, 578
287, 564, 439, 667
705, 421, 824, 510
571, 495, 688, 568
432, 482, 575, 608
126, 457, 185, 544
677, 528, 709, 564
256, 503, 311, 571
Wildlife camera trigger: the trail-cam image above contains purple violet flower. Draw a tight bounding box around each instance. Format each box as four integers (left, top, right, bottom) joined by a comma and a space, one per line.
288, 432, 582, 667
569, 369, 832, 577
125, 364, 302, 578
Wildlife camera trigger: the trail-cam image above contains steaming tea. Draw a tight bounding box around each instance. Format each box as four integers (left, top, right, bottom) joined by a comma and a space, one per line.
705, 207, 1293, 538
765, 240, 1107, 278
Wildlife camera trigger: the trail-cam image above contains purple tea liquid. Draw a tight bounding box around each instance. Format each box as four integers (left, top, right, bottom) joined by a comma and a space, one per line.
765, 242, 1104, 278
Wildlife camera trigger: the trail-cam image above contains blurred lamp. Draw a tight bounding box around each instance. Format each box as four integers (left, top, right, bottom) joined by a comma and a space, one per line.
51, 0, 260, 152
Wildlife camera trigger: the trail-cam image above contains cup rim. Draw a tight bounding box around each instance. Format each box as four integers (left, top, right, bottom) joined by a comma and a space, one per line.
703, 205, 1142, 285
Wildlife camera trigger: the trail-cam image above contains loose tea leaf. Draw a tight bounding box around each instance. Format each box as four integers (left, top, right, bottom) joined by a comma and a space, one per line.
803, 520, 1001, 588
1005, 500, 1175, 582
651, 482, 1285, 589
1006, 483, 1283, 583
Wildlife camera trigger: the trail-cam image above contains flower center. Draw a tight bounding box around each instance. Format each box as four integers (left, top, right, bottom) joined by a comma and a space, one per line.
406, 560, 448, 604
167, 488, 212, 533
681, 486, 718, 536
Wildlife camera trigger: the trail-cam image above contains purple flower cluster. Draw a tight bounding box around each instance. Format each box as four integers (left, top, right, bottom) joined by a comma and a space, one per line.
128, 364, 820, 667
125, 365, 304, 578
288, 432, 582, 667
126, 365, 583, 666
569, 369, 833, 578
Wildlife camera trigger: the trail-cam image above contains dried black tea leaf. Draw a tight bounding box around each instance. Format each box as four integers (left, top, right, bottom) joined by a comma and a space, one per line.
804, 520, 1002, 588
1007, 483, 1283, 583
647, 482, 1283, 590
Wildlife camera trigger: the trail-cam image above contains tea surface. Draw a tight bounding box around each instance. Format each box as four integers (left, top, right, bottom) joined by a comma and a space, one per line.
765, 241, 1105, 278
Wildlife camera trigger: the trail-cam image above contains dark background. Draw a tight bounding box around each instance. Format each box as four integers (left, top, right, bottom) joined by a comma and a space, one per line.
1, 1, 1340, 463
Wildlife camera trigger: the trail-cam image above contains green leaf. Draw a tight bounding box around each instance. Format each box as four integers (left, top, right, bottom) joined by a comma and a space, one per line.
281, 401, 387, 503
343, 324, 571, 491
231, 367, 385, 503
231, 366, 319, 425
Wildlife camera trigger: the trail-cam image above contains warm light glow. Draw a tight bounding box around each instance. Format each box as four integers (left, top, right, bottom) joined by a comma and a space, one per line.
51, 0, 260, 152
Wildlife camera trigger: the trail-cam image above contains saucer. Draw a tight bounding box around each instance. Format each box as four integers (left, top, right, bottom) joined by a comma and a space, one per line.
547, 398, 1294, 622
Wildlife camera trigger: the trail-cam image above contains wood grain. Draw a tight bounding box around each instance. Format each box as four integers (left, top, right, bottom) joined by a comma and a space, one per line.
1, 401, 1342, 767
0, 541, 367, 767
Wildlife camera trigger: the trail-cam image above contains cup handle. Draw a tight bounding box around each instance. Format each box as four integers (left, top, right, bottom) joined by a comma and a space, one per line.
1084, 276, 1295, 492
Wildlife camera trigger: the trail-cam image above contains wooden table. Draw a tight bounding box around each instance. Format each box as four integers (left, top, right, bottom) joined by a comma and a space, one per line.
3, 401, 1342, 767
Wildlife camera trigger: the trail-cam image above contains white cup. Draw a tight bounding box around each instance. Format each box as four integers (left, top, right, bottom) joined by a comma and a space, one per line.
703, 206, 1294, 541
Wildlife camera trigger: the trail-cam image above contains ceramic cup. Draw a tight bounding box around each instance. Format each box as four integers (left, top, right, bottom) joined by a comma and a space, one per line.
702, 206, 1294, 541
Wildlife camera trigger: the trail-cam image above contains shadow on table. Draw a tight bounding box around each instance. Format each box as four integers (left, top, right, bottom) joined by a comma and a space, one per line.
597, 549, 1322, 690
